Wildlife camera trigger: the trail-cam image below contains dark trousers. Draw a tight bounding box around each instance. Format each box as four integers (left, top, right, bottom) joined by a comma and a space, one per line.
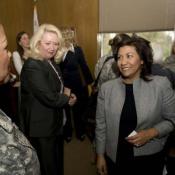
30, 135, 64, 175
164, 133, 175, 175
166, 156, 175, 175
63, 106, 73, 139
64, 89, 88, 139
106, 151, 165, 175
63, 103, 85, 139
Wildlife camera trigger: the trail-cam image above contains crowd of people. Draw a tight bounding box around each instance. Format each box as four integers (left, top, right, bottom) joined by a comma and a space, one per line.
0, 22, 175, 175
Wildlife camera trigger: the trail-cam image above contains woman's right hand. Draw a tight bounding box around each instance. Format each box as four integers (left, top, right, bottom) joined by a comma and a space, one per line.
96, 155, 108, 175
64, 87, 71, 97
68, 93, 77, 106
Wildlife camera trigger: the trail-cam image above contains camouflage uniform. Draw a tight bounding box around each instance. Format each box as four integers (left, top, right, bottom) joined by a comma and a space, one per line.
0, 109, 40, 175
94, 54, 118, 88
164, 55, 175, 73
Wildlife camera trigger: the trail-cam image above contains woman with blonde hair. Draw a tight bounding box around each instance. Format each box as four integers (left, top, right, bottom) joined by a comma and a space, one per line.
59, 27, 94, 142
20, 24, 76, 175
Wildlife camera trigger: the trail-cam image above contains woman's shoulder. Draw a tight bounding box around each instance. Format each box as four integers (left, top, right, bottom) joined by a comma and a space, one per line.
148, 75, 171, 89
101, 78, 120, 89
151, 75, 169, 83
12, 51, 20, 58
12, 50, 19, 55
74, 45, 83, 53
24, 58, 45, 68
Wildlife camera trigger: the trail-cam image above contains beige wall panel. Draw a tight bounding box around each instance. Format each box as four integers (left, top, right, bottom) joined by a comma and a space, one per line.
37, 0, 98, 74
100, 0, 175, 32
0, 0, 98, 75
0, 0, 33, 51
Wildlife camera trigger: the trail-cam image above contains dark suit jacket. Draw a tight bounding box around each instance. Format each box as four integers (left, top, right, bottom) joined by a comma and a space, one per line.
20, 58, 69, 137
59, 46, 93, 96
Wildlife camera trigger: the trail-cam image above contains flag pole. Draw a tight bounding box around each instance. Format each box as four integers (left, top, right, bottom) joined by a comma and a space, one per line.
174, 24, 175, 41
33, 0, 39, 33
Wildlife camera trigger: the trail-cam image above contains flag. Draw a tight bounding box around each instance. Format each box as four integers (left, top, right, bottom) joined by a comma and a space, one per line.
174, 24, 175, 41
33, 3, 39, 33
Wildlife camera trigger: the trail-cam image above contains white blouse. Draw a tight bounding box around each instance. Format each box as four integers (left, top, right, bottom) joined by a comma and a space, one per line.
12, 51, 24, 75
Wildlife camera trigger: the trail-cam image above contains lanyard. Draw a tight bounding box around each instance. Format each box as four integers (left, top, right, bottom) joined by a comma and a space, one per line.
48, 60, 64, 93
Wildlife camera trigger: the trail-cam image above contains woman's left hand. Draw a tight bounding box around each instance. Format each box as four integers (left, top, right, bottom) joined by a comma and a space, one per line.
126, 128, 159, 147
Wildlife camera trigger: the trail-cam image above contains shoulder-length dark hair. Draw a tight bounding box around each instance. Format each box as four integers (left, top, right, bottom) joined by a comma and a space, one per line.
16, 31, 28, 58
114, 34, 153, 81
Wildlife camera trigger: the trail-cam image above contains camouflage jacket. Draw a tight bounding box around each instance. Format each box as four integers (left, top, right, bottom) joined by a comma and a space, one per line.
94, 54, 118, 88
164, 55, 175, 73
0, 109, 40, 175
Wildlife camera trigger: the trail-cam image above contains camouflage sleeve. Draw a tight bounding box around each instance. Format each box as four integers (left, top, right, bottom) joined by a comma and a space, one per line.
98, 59, 117, 87
94, 55, 107, 78
0, 111, 40, 175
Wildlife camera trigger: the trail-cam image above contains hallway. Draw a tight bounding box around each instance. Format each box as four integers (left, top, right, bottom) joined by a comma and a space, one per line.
64, 135, 97, 175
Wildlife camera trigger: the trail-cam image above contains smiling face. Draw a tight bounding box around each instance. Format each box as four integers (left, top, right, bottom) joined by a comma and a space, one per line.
38, 31, 59, 60
117, 45, 143, 84
19, 33, 30, 49
0, 25, 11, 84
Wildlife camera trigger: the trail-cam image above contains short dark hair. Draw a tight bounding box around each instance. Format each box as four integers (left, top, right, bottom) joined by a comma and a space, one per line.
114, 34, 153, 81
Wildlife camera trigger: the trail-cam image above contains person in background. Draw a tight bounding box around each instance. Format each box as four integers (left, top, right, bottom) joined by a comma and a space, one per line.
12, 31, 30, 123
95, 35, 175, 175
94, 33, 130, 88
85, 33, 130, 163
161, 41, 175, 175
0, 24, 40, 175
20, 24, 76, 175
59, 28, 94, 142
12, 31, 30, 76
164, 41, 175, 73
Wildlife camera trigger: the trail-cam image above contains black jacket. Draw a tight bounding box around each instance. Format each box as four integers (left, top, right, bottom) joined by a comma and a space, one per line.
20, 58, 69, 137
59, 46, 93, 96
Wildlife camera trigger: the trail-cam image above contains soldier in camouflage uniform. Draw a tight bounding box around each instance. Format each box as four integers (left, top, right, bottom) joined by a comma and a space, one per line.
0, 24, 40, 175
0, 109, 40, 175
94, 53, 117, 87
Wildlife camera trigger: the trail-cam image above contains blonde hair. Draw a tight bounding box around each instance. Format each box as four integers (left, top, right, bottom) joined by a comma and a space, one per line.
29, 23, 66, 63
0, 24, 7, 48
61, 27, 77, 49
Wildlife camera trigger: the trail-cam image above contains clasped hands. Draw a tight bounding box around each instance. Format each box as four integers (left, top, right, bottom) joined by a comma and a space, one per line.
64, 87, 77, 106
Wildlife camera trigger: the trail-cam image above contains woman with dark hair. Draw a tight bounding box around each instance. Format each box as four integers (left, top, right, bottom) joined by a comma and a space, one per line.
12, 31, 30, 76
10, 32, 30, 124
95, 35, 175, 175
